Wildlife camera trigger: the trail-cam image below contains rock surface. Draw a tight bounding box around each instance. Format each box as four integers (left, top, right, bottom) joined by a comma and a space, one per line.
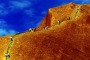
0, 2, 90, 60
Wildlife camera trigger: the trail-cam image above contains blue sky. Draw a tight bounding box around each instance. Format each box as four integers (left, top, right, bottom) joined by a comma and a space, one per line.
0, 0, 90, 36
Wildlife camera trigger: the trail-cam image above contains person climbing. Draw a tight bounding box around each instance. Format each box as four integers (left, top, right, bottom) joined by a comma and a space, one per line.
43, 26, 48, 30
32, 28, 36, 32
67, 17, 70, 20
5, 33, 19, 60
29, 28, 33, 32
5, 53, 10, 59
29, 28, 36, 32
10, 36, 13, 41
57, 20, 60, 24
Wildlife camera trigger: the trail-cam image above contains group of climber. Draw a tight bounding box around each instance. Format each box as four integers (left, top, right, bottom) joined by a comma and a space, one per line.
5, 32, 20, 60
4, 16, 71, 60
28, 17, 71, 32
5, 36, 13, 60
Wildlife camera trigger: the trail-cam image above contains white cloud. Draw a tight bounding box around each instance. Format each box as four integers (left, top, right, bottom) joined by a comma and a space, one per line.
73, 0, 90, 3
0, 19, 10, 28
82, 0, 90, 3
0, 1, 32, 16
0, 19, 7, 24
8, 29, 17, 34
25, 9, 35, 17
0, 19, 17, 36
0, 29, 17, 36
0, 4, 8, 16
0, 29, 8, 36
41, 11, 47, 15
9, 1, 32, 9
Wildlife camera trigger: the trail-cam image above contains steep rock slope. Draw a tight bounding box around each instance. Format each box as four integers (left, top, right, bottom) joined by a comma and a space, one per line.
37, 2, 76, 30
0, 2, 90, 60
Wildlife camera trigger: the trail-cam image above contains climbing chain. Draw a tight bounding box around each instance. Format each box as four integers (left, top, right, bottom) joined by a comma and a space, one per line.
5, 33, 20, 60
74, 2, 85, 18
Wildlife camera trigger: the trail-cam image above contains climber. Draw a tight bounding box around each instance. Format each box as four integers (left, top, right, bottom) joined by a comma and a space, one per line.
29, 28, 36, 32
5, 53, 10, 59
10, 36, 13, 41
29, 28, 33, 32
32, 28, 36, 32
43, 26, 48, 30
57, 20, 60, 24
67, 17, 70, 20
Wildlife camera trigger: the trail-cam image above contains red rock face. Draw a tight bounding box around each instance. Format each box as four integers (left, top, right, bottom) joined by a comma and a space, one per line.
37, 2, 76, 30
36, 11, 52, 30
37, 2, 90, 31
46, 11, 52, 27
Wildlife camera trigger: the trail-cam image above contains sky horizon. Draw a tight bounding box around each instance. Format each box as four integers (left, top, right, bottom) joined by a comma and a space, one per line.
0, 0, 90, 36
